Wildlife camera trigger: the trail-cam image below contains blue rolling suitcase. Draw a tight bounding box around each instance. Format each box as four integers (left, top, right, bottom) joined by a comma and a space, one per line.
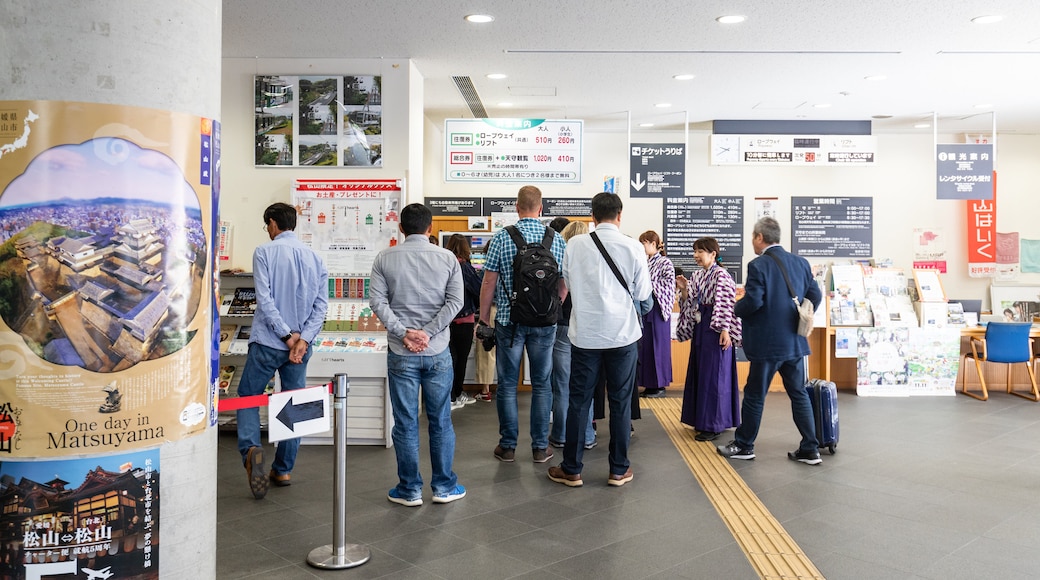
806, 378, 839, 454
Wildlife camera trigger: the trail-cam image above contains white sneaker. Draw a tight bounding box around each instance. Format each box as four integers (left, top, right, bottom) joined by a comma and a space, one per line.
457, 392, 477, 405
450, 399, 465, 411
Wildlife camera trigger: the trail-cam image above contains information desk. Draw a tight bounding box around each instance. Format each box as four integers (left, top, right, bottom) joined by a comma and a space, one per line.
821, 325, 1040, 390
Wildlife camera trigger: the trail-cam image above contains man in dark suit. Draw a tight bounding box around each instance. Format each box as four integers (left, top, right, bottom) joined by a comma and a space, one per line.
717, 217, 824, 465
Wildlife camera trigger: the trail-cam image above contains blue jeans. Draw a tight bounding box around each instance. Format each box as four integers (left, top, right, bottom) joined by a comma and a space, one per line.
386, 349, 458, 497
561, 341, 638, 477
495, 323, 555, 450
237, 342, 312, 475
550, 325, 595, 446
733, 357, 818, 453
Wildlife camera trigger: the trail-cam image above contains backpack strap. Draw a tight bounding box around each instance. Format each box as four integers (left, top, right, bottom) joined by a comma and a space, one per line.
504, 225, 526, 249
540, 227, 554, 249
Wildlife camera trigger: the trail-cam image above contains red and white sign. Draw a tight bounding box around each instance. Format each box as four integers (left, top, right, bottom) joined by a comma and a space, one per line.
966, 172, 997, 278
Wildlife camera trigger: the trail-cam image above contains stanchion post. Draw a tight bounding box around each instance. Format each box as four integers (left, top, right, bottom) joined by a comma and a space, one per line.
306, 373, 370, 569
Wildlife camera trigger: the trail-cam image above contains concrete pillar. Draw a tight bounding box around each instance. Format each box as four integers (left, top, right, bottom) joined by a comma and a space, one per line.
1, 2, 221, 579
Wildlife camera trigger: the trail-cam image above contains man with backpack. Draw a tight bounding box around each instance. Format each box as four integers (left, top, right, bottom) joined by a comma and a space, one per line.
478, 185, 567, 464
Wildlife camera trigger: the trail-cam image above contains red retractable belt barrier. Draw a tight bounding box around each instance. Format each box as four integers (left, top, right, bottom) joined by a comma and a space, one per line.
216, 382, 333, 412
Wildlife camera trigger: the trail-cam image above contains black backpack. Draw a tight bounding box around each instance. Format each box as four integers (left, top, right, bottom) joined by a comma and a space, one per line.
504, 225, 560, 327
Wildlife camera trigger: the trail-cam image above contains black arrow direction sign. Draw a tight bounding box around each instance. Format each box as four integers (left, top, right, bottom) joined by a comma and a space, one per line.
275, 397, 324, 432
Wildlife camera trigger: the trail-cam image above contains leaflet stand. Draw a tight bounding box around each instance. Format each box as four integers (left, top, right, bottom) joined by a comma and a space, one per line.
307, 373, 371, 569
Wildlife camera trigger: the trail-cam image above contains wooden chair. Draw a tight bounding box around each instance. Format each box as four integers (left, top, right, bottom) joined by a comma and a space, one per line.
961, 322, 1039, 401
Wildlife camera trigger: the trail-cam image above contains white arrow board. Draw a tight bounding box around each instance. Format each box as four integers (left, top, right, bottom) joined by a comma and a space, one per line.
268, 385, 331, 443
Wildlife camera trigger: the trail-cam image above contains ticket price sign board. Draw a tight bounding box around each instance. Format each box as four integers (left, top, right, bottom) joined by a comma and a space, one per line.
445, 119, 582, 183
791, 197, 873, 258
663, 196, 744, 282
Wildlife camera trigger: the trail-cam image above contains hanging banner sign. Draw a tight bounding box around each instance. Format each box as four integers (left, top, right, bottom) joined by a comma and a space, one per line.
445, 118, 583, 183
629, 143, 685, 197
966, 174, 997, 278
542, 197, 592, 217
791, 196, 873, 257
937, 144, 993, 200
710, 134, 877, 166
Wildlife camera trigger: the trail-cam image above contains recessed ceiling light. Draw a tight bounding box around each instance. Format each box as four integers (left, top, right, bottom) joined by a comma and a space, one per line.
654, 103, 672, 108
639, 123, 655, 127
914, 123, 931, 129
498, 102, 513, 107
864, 75, 887, 81
974, 103, 993, 109
486, 73, 507, 80
813, 103, 832, 108
464, 14, 494, 23
716, 15, 746, 24
971, 15, 1003, 24
672, 74, 695, 81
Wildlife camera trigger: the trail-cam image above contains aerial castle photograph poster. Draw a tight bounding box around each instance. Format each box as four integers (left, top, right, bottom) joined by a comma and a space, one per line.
0, 101, 215, 458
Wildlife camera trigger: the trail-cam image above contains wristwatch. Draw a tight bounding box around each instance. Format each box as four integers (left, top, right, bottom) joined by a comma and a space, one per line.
280, 333, 293, 343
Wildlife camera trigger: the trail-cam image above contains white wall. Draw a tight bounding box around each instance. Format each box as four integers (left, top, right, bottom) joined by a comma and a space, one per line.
222, 57, 1039, 309
424, 124, 1040, 308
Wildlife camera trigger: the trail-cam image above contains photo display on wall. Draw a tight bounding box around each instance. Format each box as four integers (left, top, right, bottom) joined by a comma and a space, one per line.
663, 196, 744, 283
254, 75, 382, 167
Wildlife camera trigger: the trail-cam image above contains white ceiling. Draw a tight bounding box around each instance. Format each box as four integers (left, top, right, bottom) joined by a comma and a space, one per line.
223, 0, 1040, 134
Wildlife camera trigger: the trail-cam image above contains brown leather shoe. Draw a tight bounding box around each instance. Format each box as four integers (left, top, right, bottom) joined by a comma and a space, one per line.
269, 470, 291, 487
607, 469, 634, 487
547, 465, 583, 487
245, 446, 268, 499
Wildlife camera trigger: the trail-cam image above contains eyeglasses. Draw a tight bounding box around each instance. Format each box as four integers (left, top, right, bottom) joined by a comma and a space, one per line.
262, 223, 269, 231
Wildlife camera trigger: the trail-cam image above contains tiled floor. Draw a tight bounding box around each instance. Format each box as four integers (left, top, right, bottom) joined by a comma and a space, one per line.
216, 389, 1040, 579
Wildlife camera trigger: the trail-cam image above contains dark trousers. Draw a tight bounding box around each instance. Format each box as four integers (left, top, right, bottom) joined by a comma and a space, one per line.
733, 357, 818, 453
562, 341, 638, 477
448, 322, 474, 400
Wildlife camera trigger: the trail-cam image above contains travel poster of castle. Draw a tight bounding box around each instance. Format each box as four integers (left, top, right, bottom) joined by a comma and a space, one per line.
0, 101, 214, 457
0, 448, 160, 579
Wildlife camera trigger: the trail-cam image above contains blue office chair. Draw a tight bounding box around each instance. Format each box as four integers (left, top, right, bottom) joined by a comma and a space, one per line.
960, 322, 1039, 401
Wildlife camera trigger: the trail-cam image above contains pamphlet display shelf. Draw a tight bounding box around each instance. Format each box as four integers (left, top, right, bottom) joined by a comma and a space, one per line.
217, 272, 391, 446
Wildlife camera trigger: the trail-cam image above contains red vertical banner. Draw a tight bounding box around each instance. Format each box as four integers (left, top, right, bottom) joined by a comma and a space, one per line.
966, 171, 997, 278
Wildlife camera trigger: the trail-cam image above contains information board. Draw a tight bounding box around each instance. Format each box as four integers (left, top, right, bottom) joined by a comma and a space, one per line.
425, 197, 482, 216
936, 143, 994, 200
630, 143, 685, 197
663, 196, 744, 282
291, 179, 402, 276
710, 134, 877, 166
543, 197, 592, 217
445, 118, 583, 183
791, 196, 873, 257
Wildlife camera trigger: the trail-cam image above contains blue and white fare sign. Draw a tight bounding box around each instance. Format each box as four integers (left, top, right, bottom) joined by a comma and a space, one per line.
936, 143, 993, 200
445, 118, 583, 183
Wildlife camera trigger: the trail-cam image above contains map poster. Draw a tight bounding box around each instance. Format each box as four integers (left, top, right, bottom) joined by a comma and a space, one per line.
0, 448, 160, 579
0, 101, 214, 457
290, 179, 402, 277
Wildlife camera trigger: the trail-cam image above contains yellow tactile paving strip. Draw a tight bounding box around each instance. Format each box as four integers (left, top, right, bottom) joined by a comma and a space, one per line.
643, 397, 825, 580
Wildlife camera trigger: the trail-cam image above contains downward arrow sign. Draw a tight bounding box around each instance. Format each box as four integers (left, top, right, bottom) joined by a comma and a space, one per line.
631, 173, 646, 191
276, 396, 324, 432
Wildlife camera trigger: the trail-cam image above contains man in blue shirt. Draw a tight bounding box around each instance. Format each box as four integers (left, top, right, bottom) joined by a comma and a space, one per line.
370, 203, 466, 506
237, 202, 328, 499
478, 186, 567, 463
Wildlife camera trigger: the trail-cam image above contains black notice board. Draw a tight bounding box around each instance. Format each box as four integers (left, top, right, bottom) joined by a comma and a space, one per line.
663, 196, 744, 283
791, 196, 873, 257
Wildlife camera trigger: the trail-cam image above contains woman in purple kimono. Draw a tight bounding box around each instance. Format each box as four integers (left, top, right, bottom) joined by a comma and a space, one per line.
676, 237, 742, 441
637, 231, 675, 398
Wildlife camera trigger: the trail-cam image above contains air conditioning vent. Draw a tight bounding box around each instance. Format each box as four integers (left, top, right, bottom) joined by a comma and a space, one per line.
452, 76, 488, 118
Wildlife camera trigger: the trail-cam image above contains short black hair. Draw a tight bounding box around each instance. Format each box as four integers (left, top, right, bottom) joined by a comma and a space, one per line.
401, 203, 433, 235
591, 192, 622, 221
264, 202, 297, 231
548, 217, 570, 233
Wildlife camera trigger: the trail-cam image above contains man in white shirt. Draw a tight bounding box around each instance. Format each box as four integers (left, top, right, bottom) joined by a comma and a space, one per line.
547, 192, 651, 488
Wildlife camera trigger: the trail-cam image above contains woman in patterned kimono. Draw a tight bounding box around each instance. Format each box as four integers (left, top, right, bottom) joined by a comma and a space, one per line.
636, 231, 675, 398
676, 237, 742, 441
